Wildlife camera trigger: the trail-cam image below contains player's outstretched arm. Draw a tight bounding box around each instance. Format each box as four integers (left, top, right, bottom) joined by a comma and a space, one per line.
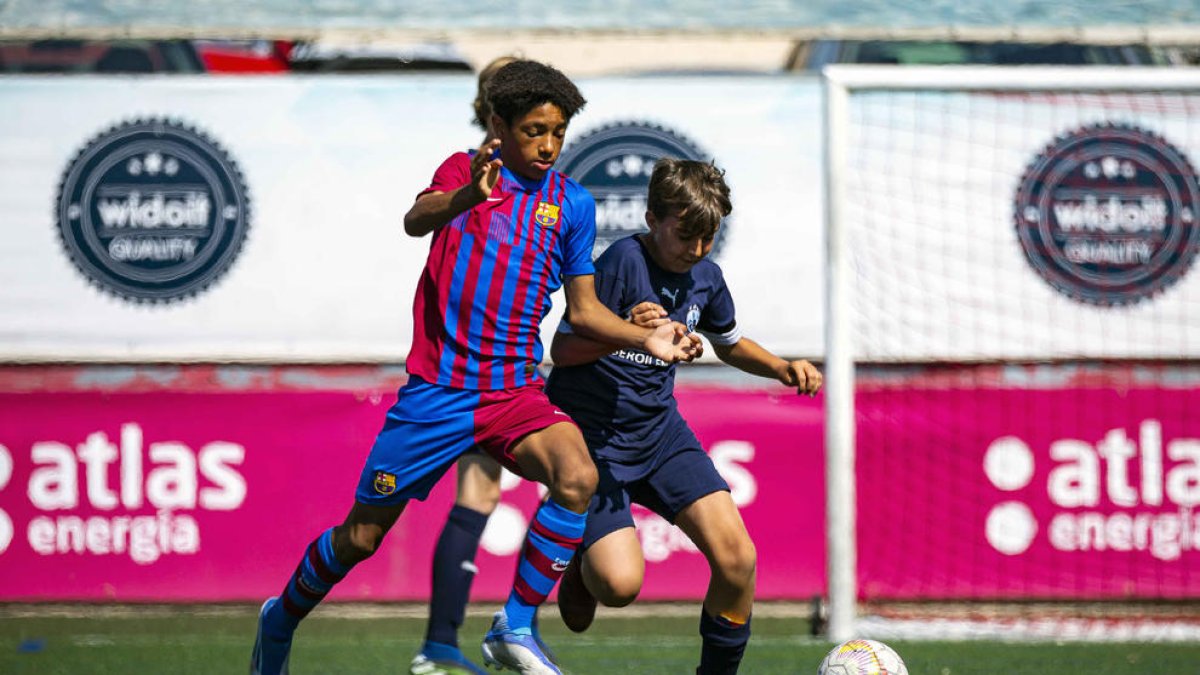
563, 277, 701, 364
551, 302, 674, 367
403, 139, 503, 237
712, 338, 823, 397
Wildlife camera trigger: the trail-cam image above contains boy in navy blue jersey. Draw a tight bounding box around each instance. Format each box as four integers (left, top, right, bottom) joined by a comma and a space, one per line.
544, 158, 822, 675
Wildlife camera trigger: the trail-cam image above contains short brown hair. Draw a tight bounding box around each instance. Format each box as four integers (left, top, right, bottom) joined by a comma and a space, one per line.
646, 158, 732, 239
472, 55, 518, 130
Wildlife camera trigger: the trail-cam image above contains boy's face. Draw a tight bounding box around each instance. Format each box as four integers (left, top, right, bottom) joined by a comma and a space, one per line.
642, 211, 717, 274
493, 103, 568, 181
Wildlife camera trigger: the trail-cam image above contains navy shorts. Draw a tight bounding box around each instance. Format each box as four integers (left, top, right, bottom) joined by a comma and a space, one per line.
582, 445, 729, 549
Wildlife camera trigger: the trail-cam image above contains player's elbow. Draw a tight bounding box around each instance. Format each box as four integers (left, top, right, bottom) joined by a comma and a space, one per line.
712, 341, 738, 364
402, 212, 427, 237
549, 341, 571, 366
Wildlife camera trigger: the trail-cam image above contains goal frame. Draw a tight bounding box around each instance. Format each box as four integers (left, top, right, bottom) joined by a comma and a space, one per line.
821, 65, 1200, 643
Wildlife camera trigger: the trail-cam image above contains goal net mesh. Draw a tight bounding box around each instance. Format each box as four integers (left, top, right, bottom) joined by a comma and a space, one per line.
831, 73, 1200, 641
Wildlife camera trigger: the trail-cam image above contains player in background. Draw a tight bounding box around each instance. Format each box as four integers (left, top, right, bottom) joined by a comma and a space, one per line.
250, 60, 702, 675
409, 54, 520, 675
544, 158, 822, 675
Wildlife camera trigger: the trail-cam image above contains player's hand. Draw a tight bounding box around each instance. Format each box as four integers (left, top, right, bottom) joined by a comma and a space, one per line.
780, 359, 822, 397
643, 322, 703, 363
471, 139, 503, 201
672, 322, 703, 361
628, 301, 669, 328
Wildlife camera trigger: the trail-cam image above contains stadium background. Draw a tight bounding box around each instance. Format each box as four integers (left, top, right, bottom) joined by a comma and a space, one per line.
3, 1, 1200, 670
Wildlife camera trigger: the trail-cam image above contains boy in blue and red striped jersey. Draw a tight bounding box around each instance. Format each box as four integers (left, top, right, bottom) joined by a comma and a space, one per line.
250, 59, 702, 675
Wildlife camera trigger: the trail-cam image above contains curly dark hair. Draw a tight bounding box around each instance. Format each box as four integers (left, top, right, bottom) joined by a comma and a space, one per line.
647, 158, 732, 239
484, 59, 586, 128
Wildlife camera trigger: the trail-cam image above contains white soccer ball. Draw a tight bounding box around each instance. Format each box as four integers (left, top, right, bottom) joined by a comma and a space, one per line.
817, 639, 908, 675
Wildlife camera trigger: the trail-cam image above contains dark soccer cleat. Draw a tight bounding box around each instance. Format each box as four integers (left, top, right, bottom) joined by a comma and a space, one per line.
556, 555, 596, 633
249, 597, 292, 675
409, 651, 488, 675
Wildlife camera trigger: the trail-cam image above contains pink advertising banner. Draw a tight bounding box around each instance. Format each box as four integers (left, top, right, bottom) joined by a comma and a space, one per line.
7, 364, 1194, 603
0, 368, 824, 602
856, 369, 1200, 600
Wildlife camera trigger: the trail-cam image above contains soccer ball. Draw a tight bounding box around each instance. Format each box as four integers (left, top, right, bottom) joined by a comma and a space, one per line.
817, 639, 908, 675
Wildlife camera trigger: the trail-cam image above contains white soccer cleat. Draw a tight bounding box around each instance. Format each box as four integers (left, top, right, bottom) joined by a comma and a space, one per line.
480, 611, 562, 674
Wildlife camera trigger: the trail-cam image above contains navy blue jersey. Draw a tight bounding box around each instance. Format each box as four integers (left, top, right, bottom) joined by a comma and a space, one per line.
545, 235, 741, 482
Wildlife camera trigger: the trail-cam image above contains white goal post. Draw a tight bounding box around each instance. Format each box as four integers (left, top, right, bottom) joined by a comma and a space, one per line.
823, 66, 1200, 643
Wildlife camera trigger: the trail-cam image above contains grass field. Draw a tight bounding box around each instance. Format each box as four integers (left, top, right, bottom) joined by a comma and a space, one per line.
1, 603, 1198, 674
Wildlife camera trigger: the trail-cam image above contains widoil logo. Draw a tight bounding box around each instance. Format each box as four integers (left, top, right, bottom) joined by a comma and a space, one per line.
1014, 123, 1200, 306
56, 118, 252, 304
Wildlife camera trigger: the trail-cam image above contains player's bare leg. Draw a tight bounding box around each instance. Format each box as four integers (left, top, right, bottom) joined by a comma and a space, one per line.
482, 422, 596, 674
456, 452, 504, 511
558, 526, 643, 632
508, 422, 596, 512
334, 501, 408, 564
674, 491, 756, 674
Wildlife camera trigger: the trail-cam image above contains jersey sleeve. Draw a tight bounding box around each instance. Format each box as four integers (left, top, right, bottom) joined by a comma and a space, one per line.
557, 240, 628, 335
418, 152, 471, 198
560, 187, 597, 278
698, 265, 741, 346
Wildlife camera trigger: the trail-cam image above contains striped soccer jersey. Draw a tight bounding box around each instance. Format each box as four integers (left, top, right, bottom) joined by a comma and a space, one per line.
406, 151, 597, 390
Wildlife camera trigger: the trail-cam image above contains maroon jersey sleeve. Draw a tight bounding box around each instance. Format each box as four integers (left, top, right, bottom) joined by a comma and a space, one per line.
418, 152, 471, 198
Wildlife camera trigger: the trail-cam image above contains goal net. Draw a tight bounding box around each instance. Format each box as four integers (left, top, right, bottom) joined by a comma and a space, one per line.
822, 66, 1200, 642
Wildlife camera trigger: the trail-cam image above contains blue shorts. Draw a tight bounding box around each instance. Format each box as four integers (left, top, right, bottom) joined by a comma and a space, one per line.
582, 444, 729, 549
354, 376, 575, 505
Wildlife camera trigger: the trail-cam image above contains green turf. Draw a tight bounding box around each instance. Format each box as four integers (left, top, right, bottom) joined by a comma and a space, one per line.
0, 606, 1197, 674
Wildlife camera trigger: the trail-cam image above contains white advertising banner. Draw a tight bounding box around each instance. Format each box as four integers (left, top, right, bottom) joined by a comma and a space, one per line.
0, 75, 825, 362
843, 87, 1200, 360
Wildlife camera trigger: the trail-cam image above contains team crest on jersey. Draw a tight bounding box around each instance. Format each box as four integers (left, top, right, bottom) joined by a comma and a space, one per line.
686, 304, 701, 333
373, 471, 397, 496
535, 201, 560, 228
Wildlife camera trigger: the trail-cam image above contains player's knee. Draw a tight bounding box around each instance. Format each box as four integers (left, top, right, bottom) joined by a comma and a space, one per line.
713, 537, 757, 588
337, 523, 384, 565
553, 457, 598, 511
456, 482, 502, 514
592, 572, 642, 607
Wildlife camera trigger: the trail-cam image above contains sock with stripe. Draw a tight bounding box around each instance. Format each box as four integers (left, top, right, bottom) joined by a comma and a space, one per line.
424, 504, 489, 648
697, 609, 751, 675
503, 498, 586, 631
263, 527, 353, 641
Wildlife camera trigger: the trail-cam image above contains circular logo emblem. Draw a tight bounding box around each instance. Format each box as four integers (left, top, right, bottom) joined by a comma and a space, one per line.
557, 121, 729, 259
56, 118, 251, 304
1014, 122, 1200, 306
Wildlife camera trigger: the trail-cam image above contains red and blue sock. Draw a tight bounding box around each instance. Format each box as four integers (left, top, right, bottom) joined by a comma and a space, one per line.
503, 499, 585, 631
264, 527, 353, 640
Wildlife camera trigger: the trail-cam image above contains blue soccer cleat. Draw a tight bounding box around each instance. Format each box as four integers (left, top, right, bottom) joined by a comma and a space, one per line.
249, 597, 292, 675
410, 641, 489, 675
530, 613, 559, 666
481, 611, 562, 674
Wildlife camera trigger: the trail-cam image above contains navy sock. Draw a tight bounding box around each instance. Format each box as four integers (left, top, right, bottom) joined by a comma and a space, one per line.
697, 610, 751, 675
425, 505, 489, 647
